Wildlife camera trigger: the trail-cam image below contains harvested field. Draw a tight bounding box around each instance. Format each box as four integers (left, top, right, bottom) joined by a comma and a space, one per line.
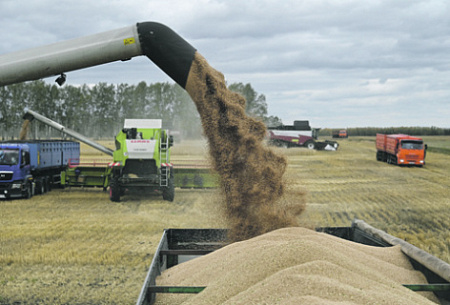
290, 136, 450, 264
0, 136, 449, 304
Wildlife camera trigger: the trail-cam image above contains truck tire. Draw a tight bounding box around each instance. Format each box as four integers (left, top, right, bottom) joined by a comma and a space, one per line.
37, 180, 45, 195
162, 178, 175, 202
376, 151, 382, 161
305, 140, 316, 150
25, 182, 33, 199
46, 177, 52, 191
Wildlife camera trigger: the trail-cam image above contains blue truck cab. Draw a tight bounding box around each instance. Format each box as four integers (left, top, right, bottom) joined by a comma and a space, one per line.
0, 140, 80, 199
0, 143, 32, 198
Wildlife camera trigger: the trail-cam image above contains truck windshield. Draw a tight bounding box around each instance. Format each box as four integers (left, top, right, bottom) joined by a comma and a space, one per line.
401, 140, 423, 150
0, 149, 20, 165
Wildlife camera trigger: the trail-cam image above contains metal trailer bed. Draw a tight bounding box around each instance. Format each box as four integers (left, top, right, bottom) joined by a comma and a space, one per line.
136, 219, 450, 305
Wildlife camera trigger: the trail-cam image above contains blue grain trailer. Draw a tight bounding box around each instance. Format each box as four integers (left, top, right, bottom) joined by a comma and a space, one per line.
0, 140, 80, 199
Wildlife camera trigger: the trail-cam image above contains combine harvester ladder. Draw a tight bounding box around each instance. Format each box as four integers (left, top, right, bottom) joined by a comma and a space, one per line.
159, 132, 170, 187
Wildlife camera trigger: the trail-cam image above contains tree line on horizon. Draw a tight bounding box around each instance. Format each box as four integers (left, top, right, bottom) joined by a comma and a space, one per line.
320, 126, 450, 137
0, 80, 282, 140
1, 80, 448, 141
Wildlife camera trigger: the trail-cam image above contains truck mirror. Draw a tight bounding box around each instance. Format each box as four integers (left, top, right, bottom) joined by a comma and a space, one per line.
169, 135, 174, 147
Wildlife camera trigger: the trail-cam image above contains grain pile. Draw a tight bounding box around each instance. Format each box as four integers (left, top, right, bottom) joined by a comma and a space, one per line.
185, 52, 305, 241
155, 227, 438, 305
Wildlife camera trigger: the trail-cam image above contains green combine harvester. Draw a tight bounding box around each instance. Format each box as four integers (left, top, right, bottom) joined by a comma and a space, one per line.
108, 118, 174, 202
23, 109, 217, 202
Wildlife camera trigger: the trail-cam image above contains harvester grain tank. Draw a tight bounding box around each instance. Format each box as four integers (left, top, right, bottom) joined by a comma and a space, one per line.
268, 120, 338, 150
376, 133, 427, 166
0, 140, 79, 199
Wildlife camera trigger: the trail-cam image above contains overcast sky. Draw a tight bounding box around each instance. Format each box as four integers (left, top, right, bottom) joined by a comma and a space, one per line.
1, 0, 449, 128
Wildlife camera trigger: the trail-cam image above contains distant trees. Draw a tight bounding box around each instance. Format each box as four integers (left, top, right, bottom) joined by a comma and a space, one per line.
3, 80, 448, 141
320, 126, 450, 137
0, 81, 278, 140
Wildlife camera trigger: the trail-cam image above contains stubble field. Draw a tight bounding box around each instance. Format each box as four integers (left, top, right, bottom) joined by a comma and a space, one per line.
1, 136, 449, 304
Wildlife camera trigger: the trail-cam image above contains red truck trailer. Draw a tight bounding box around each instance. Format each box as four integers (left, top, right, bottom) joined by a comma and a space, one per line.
376, 134, 426, 166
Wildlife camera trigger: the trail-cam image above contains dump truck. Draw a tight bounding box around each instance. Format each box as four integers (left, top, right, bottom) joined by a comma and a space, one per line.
376, 133, 427, 166
0, 140, 79, 199
332, 129, 348, 138
268, 120, 339, 150
136, 219, 450, 305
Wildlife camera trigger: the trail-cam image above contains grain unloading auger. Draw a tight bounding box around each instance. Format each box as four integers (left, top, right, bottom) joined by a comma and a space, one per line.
22, 109, 217, 202
0, 22, 196, 89
23, 109, 114, 157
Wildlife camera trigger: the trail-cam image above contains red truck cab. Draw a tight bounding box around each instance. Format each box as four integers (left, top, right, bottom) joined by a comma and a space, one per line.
376, 134, 426, 166
332, 129, 348, 138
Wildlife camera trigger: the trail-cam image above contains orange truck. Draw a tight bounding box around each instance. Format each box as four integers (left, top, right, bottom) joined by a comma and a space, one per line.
332, 129, 348, 138
376, 134, 427, 166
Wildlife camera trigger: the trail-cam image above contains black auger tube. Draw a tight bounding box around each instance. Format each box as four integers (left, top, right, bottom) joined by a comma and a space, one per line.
137, 22, 197, 89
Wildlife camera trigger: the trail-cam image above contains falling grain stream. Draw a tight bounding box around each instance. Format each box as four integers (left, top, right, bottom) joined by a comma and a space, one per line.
185, 52, 304, 242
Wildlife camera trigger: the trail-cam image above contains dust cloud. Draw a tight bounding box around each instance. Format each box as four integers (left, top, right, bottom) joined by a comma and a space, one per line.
185, 52, 304, 241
